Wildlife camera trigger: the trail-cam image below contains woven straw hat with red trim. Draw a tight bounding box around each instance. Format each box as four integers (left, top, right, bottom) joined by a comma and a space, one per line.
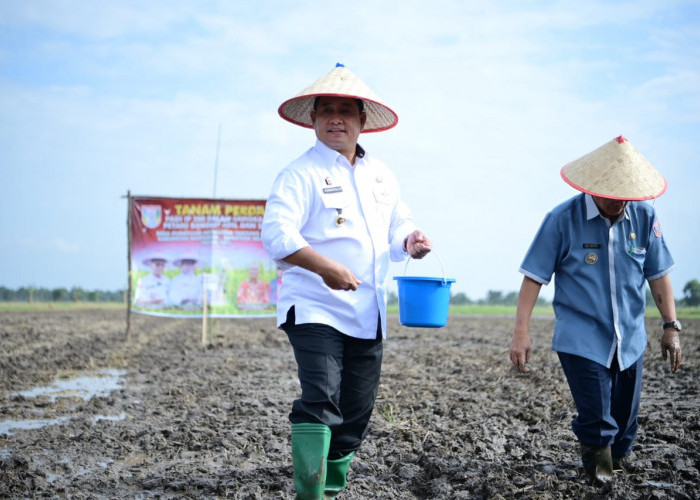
560, 136, 667, 201
278, 63, 398, 133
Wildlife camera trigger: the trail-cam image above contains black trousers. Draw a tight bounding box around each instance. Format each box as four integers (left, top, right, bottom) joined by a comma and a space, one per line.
282, 307, 383, 459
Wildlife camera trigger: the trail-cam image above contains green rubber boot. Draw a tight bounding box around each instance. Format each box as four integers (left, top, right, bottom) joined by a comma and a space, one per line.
580, 442, 614, 485
324, 451, 355, 498
291, 423, 331, 500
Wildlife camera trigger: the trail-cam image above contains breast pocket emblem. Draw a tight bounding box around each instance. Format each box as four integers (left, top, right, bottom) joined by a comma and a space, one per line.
585, 253, 598, 265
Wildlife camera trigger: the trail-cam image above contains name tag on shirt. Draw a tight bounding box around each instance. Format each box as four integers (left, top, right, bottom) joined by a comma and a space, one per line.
323, 186, 343, 194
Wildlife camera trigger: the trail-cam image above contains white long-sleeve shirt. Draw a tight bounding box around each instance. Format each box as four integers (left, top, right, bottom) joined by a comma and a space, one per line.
168, 272, 203, 306
261, 140, 416, 339
133, 273, 170, 307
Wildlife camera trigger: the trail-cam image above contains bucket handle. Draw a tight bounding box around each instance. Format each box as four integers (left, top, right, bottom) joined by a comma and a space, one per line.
403, 250, 447, 284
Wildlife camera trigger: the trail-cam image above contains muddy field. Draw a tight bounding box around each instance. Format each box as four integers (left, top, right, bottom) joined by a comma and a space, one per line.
0, 309, 697, 499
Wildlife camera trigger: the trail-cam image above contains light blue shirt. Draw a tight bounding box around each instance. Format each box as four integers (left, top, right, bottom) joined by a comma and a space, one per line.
520, 194, 674, 370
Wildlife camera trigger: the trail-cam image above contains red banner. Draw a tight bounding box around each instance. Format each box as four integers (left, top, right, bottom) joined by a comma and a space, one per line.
129, 197, 278, 318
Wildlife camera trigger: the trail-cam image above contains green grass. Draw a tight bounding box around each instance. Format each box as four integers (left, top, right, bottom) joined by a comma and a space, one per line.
385, 304, 535, 315
644, 307, 700, 319
0, 302, 127, 312
386, 304, 553, 316
388, 304, 700, 318
1, 302, 699, 318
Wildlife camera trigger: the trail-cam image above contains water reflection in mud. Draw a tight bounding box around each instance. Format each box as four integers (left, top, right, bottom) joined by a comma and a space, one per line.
0, 369, 126, 435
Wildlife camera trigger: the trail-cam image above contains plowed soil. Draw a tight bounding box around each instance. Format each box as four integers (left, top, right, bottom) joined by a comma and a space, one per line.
1, 309, 697, 499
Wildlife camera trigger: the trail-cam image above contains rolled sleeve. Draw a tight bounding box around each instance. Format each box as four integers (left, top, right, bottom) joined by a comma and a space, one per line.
261, 169, 310, 265
642, 218, 675, 281
519, 212, 559, 285
519, 268, 551, 285
387, 188, 417, 261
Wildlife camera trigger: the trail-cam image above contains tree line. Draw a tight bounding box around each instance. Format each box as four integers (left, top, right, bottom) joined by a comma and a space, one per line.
5, 286, 531, 305
1, 279, 698, 306
0, 286, 125, 303
386, 290, 549, 306
390, 279, 700, 307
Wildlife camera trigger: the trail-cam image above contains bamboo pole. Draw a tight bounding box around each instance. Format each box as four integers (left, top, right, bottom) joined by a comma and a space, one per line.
202, 280, 208, 345
125, 191, 133, 342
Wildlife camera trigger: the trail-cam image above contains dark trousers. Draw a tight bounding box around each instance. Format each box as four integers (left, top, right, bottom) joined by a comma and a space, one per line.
283, 307, 383, 460
558, 351, 643, 459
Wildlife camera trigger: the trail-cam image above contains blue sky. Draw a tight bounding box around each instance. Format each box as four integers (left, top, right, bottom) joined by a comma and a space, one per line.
1, 0, 698, 301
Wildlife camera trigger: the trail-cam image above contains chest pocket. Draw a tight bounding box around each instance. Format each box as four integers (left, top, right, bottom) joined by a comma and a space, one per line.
320, 186, 352, 209
320, 187, 353, 228
624, 243, 648, 275
371, 185, 396, 230
622, 223, 651, 270
373, 186, 394, 205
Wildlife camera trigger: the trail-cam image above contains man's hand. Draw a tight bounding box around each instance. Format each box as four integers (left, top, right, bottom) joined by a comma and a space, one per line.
318, 260, 362, 291
509, 277, 541, 374
660, 330, 682, 373
405, 230, 432, 259
510, 330, 532, 374
283, 246, 361, 291
648, 276, 681, 373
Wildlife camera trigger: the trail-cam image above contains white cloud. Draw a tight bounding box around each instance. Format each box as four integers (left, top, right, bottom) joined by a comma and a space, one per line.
0, 0, 698, 297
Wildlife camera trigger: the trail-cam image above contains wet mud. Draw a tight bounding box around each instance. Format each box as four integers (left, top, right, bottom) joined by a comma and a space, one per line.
1, 309, 698, 498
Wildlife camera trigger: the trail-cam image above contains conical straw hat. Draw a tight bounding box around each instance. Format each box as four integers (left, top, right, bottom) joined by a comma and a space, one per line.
278, 63, 398, 133
173, 253, 199, 267
560, 136, 667, 200
142, 253, 169, 266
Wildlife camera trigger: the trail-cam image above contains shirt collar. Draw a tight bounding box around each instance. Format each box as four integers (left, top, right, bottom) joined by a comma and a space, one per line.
313, 140, 366, 166
584, 193, 630, 222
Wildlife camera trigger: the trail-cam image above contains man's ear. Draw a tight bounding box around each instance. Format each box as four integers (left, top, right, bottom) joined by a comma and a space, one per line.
310, 110, 316, 125
360, 111, 367, 129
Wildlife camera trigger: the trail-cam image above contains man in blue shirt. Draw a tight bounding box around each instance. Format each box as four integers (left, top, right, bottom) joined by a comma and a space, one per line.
509, 136, 682, 485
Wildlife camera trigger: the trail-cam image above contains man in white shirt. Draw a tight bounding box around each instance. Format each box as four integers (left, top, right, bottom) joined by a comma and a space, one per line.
169, 255, 203, 308
133, 254, 170, 308
262, 63, 432, 499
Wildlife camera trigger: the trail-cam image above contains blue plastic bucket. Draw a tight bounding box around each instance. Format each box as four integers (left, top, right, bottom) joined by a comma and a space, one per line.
393, 253, 455, 328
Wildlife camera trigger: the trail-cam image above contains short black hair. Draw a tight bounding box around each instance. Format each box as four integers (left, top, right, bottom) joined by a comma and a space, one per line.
313, 96, 364, 113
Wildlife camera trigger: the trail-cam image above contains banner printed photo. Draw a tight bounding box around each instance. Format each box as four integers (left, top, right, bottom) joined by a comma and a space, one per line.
129, 197, 278, 318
